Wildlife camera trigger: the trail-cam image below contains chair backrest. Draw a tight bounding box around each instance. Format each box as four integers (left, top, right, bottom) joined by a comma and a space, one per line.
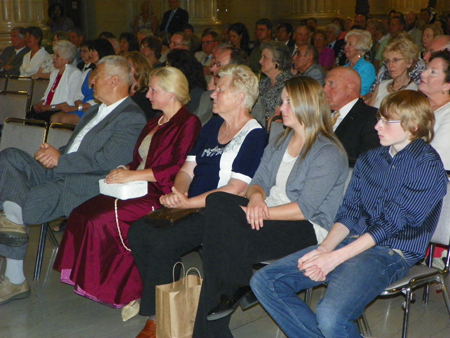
31, 78, 49, 107
6, 76, 33, 95
430, 178, 450, 247
0, 118, 47, 156
0, 91, 30, 123
0, 77, 7, 92
46, 123, 75, 150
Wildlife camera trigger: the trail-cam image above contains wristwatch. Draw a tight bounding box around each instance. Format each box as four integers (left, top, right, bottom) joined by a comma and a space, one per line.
78, 104, 83, 111
51, 105, 56, 111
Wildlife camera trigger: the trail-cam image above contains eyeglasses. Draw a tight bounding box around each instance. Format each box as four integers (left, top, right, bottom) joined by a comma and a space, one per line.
214, 62, 229, 68
383, 58, 405, 66
140, 45, 150, 49
377, 117, 401, 124
202, 40, 215, 44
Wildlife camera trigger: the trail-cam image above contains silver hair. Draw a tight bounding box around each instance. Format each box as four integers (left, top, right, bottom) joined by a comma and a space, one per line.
97, 55, 133, 86
53, 40, 77, 63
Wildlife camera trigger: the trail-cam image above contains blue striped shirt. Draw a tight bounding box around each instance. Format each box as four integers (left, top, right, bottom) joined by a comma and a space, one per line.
335, 139, 448, 267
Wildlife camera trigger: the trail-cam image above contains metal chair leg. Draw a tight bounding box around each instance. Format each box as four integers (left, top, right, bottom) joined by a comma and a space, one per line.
33, 222, 59, 280
402, 288, 413, 338
357, 312, 372, 337
34, 222, 48, 280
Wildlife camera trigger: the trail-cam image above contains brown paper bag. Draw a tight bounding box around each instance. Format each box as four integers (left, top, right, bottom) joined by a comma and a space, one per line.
156, 263, 203, 338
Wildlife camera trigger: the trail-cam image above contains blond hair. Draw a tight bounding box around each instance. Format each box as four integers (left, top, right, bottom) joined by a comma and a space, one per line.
150, 66, 190, 105
218, 64, 259, 110
378, 90, 434, 143
278, 76, 344, 160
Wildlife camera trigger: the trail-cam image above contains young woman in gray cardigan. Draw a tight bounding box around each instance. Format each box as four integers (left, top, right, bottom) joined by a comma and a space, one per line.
192, 76, 349, 338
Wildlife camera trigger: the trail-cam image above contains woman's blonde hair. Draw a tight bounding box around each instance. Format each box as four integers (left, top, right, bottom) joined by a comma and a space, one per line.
123, 51, 152, 93
345, 29, 372, 55
277, 76, 344, 160
378, 90, 434, 143
149, 66, 190, 105
383, 38, 419, 71
218, 64, 259, 110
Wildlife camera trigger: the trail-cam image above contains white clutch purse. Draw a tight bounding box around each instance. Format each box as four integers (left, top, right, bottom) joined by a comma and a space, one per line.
99, 179, 148, 200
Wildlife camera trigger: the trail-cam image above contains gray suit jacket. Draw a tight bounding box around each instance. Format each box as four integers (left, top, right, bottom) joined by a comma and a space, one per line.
0, 46, 30, 76
53, 97, 146, 215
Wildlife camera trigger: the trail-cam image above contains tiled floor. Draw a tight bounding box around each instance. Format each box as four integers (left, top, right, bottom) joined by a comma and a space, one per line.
0, 225, 450, 338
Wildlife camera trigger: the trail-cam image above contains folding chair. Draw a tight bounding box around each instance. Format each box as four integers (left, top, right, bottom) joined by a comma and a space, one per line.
34, 123, 75, 280
30, 78, 49, 107
0, 77, 7, 92
0, 117, 47, 155
0, 91, 30, 123
46, 122, 75, 149
360, 176, 450, 338
5, 75, 33, 95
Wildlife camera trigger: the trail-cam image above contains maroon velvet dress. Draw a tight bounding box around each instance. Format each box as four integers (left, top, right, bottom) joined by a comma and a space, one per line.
53, 107, 201, 307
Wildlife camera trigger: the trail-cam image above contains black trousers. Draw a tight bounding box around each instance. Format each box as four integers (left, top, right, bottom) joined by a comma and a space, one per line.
128, 192, 318, 338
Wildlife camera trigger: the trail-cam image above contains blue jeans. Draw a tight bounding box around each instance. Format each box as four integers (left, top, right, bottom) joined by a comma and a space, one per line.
250, 239, 410, 338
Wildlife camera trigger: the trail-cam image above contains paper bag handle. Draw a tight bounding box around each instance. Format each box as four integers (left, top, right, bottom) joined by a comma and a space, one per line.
186, 267, 202, 280
172, 261, 185, 282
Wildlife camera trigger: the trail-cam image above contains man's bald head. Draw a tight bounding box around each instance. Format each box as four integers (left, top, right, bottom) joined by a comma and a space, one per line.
323, 67, 361, 110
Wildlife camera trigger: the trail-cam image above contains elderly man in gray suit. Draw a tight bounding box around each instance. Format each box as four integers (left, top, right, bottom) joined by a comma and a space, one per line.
0, 55, 146, 304
0, 27, 29, 77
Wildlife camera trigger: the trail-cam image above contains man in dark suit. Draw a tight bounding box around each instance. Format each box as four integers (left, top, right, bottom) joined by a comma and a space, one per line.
0, 27, 29, 77
0, 56, 146, 304
325, 23, 345, 63
159, 0, 189, 35
325, 67, 379, 159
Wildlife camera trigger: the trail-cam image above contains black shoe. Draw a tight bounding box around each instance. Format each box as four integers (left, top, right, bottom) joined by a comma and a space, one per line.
207, 285, 252, 321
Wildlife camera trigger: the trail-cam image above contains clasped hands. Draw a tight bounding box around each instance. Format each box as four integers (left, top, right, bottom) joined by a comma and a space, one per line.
297, 248, 340, 282
34, 143, 60, 169
160, 187, 191, 209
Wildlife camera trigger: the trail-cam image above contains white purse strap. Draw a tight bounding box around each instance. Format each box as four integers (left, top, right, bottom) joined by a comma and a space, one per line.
114, 198, 131, 252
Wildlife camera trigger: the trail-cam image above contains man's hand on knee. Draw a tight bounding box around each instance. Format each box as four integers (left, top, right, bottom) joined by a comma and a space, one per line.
35, 143, 60, 169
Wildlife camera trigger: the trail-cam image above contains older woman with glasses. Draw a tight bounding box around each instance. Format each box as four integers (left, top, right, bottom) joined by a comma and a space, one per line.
259, 41, 292, 121
368, 38, 419, 108
313, 29, 335, 71
419, 49, 450, 170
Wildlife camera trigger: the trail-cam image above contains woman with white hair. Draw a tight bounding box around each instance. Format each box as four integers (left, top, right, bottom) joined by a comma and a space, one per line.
128, 64, 268, 338
27, 40, 82, 123
344, 29, 376, 95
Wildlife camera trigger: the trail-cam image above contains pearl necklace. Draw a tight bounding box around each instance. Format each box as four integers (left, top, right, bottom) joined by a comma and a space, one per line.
158, 115, 167, 126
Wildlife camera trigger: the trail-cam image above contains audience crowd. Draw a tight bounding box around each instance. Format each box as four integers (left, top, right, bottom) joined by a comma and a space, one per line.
1, 2, 450, 338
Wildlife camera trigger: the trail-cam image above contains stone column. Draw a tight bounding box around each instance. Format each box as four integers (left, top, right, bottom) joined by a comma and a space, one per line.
180, 0, 221, 33
0, 0, 47, 50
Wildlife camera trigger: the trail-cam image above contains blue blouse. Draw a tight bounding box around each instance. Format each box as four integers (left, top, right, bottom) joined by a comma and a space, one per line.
344, 57, 375, 96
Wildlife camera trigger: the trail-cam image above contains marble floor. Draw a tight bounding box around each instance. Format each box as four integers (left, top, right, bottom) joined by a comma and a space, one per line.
0, 224, 450, 338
